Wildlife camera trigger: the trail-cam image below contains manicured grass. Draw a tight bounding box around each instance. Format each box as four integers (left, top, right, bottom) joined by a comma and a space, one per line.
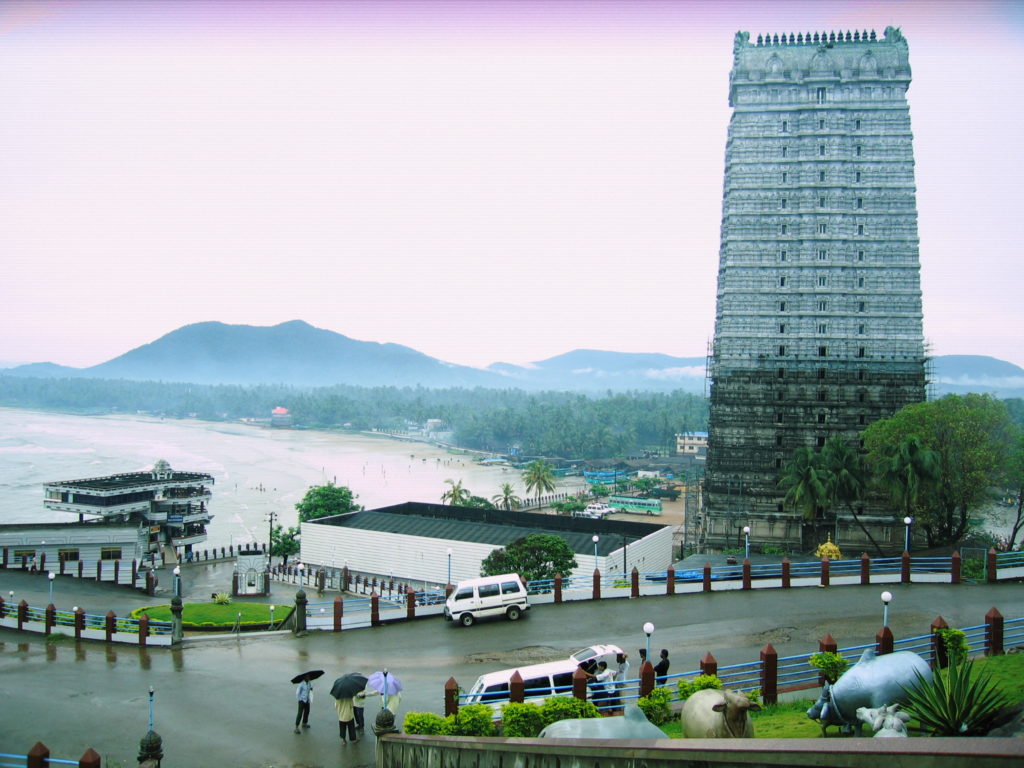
658, 653, 1024, 739
131, 602, 292, 628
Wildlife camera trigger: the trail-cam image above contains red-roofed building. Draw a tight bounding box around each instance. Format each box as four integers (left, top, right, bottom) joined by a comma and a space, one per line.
270, 406, 292, 429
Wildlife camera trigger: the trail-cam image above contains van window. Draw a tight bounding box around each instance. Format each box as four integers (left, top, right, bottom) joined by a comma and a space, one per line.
481, 683, 509, 702
478, 583, 500, 598
523, 676, 552, 696
453, 588, 474, 601
552, 672, 574, 693
500, 581, 521, 594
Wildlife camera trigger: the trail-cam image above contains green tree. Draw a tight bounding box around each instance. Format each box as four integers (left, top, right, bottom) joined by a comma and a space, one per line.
522, 460, 556, 504
441, 478, 471, 506
872, 436, 941, 543
1003, 431, 1024, 550
295, 482, 361, 522
465, 494, 496, 510
863, 395, 1016, 547
820, 435, 882, 556
491, 483, 522, 511
480, 533, 578, 582
551, 498, 586, 515
270, 524, 300, 565
777, 446, 830, 547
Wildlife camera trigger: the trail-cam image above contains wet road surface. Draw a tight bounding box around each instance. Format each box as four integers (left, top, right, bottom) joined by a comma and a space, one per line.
3, 563, 1023, 767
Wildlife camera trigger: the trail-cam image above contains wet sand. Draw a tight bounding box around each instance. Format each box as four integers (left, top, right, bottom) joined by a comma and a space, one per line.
0, 407, 586, 549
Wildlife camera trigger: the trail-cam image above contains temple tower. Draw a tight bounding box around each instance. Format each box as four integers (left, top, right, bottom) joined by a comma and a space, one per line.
703, 28, 927, 553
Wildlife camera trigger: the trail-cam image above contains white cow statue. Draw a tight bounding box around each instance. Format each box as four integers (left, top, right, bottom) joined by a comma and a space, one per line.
538, 704, 666, 740
681, 689, 760, 738
856, 704, 911, 737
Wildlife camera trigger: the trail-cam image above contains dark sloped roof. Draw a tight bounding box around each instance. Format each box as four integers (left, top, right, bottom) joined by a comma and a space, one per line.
309, 501, 665, 556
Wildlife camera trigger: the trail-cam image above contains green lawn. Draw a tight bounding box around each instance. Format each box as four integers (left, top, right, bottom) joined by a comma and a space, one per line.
659, 653, 1024, 738
131, 602, 293, 628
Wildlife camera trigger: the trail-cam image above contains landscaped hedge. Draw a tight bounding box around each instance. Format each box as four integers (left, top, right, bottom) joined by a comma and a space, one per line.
129, 602, 293, 630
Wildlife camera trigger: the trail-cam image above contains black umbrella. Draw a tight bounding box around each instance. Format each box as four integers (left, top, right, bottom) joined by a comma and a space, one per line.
331, 673, 368, 699
290, 669, 325, 685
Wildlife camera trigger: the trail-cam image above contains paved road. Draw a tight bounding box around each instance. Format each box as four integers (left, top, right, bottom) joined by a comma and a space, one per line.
2, 563, 1023, 768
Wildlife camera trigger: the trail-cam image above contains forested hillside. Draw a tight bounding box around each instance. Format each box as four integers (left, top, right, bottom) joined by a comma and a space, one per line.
0, 376, 707, 459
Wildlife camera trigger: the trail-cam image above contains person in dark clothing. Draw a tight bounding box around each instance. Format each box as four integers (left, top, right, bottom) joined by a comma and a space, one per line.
654, 649, 670, 685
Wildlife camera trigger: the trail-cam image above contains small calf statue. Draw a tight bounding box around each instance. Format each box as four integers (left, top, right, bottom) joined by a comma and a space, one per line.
807, 649, 930, 735
681, 688, 760, 739
856, 704, 911, 737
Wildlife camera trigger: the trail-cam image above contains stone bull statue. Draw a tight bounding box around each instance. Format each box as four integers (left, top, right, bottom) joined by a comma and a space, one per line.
807, 649, 931, 735
681, 689, 760, 738
538, 704, 665, 739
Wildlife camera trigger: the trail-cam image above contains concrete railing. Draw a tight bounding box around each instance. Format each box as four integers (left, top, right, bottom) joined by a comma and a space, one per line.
0, 598, 173, 647
378, 734, 1024, 767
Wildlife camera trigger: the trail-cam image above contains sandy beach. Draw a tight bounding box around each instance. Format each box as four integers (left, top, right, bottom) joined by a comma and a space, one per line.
0, 407, 587, 549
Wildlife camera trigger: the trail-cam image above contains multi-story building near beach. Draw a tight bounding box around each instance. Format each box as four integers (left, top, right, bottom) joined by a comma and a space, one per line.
703, 28, 927, 553
43, 459, 214, 562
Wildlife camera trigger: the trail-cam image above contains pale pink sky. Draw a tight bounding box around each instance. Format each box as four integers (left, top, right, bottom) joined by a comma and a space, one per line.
2, 0, 1022, 370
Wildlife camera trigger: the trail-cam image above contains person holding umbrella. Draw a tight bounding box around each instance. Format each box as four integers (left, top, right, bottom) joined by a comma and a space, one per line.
330, 672, 368, 745
290, 670, 323, 734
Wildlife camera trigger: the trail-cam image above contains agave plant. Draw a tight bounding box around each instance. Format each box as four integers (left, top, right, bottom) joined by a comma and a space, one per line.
900, 659, 1011, 736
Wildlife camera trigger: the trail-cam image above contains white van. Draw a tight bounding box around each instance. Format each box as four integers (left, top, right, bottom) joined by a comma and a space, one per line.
464, 644, 624, 715
444, 573, 530, 627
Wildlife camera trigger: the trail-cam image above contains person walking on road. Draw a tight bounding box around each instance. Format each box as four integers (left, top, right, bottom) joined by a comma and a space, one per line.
294, 679, 313, 734
334, 695, 359, 744
654, 649, 670, 686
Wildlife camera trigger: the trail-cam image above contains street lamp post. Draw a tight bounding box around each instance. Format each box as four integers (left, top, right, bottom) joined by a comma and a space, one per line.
743, 526, 751, 560
173, 566, 181, 599
592, 535, 600, 566
643, 621, 654, 664
881, 590, 893, 627
47, 572, 55, 604
903, 517, 912, 553
269, 605, 276, 630
446, 547, 453, 586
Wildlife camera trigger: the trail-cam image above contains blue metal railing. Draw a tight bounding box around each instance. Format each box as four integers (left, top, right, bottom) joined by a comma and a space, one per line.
997, 551, 1024, 568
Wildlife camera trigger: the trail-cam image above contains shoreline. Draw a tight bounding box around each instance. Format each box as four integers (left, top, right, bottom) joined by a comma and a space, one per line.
0, 406, 588, 550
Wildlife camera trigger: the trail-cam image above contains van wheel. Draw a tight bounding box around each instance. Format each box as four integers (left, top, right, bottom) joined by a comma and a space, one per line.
459, 613, 475, 627
506, 606, 521, 621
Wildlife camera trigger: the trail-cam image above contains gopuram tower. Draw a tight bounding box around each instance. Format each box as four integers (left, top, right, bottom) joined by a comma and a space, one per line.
703, 28, 927, 553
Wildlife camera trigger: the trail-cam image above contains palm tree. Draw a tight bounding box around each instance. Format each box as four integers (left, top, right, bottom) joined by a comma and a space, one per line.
522, 460, 556, 507
441, 478, 471, 506
875, 436, 941, 540
821, 435, 882, 556
491, 483, 522, 511
777, 446, 830, 550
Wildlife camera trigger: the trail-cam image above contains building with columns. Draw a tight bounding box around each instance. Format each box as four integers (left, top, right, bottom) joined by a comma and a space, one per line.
703, 28, 927, 553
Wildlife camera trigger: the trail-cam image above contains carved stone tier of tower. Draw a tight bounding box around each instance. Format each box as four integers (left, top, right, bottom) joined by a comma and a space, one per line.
703, 28, 926, 553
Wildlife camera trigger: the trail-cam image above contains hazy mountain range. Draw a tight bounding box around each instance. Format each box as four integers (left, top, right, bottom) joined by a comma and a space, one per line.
3, 320, 1022, 398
